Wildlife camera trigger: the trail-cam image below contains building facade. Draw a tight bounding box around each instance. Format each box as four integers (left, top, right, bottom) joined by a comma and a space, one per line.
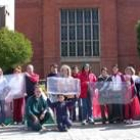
16, 0, 140, 77
0, 0, 15, 30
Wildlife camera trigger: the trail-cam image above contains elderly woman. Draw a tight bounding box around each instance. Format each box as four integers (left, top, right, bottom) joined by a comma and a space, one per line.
60, 64, 72, 77
124, 66, 140, 124
59, 65, 78, 120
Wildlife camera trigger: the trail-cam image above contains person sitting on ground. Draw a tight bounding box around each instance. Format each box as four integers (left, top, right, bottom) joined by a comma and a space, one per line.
26, 84, 50, 132
47, 94, 76, 132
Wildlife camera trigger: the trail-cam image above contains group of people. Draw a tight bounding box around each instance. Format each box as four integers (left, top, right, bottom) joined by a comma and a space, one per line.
46, 63, 140, 126
0, 63, 140, 133
0, 65, 39, 127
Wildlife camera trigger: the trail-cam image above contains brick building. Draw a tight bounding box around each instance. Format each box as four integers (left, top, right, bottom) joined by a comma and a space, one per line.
0, 0, 15, 30
16, 0, 140, 77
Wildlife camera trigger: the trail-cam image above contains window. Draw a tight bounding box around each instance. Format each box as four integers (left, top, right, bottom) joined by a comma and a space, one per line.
60, 8, 100, 57
0, 7, 5, 28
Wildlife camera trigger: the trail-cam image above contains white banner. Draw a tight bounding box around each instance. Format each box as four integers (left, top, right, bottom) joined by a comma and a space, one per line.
95, 81, 134, 104
47, 77, 81, 95
0, 73, 26, 101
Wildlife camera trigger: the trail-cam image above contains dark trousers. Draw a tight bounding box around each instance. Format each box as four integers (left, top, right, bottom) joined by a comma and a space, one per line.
57, 117, 72, 131
27, 113, 49, 131
81, 97, 93, 121
78, 99, 82, 121
111, 104, 123, 122
0, 100, 5, 124
68, 103, 77, 121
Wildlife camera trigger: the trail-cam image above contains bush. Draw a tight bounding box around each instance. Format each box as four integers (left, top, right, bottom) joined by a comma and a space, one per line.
0, 28, 33, 72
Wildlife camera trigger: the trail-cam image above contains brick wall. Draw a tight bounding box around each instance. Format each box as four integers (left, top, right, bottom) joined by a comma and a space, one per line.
117, 0, 140, 72
15, 0, 140, 77
15, 0, 44, 76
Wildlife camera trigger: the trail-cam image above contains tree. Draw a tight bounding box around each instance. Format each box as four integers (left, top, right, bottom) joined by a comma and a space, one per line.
136, 20, 140, 57
0, 27, 33, 72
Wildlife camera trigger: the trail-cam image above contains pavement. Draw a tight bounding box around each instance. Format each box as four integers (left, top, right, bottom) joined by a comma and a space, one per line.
0, 121, 140, 140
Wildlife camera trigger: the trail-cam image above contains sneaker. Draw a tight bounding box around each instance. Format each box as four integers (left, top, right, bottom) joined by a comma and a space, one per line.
129, 119, 133, 124
17, 122, 23, 125
82, 120, 87, 125
88, 118, 95, 124
24, 127, 32, 131
60, 128, 68, 132
0, 123, 6, 127
14, 122, 18, 125
102, 121, 106, 124
39, 127, 47, 134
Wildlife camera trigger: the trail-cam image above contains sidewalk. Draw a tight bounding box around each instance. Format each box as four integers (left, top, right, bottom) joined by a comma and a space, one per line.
0, 121, 140, 140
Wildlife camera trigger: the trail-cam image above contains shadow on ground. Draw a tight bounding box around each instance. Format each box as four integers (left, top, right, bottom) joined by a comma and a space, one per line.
0, 121, 140, 135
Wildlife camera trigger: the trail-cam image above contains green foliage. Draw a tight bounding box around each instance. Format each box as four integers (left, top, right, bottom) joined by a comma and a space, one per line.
136, 20, 140, 57
0, 27, 33, 71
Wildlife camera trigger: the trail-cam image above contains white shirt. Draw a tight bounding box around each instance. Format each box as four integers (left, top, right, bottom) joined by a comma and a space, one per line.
112, 75, 123, 91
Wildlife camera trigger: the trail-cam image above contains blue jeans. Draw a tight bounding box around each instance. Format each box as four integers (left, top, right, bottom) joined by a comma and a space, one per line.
80, 97, 93, 121
0, 100, 6, 124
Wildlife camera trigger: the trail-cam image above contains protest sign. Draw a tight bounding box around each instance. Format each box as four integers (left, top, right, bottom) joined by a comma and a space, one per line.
0, 73, 26, 101
95, 81, 134, 104
47, 77, 81, 95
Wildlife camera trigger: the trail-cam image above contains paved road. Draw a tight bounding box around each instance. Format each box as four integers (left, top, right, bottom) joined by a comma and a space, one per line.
0, 121, 140, 140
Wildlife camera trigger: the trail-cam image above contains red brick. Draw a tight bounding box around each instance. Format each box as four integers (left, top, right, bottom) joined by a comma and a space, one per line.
15, 0, 140, 77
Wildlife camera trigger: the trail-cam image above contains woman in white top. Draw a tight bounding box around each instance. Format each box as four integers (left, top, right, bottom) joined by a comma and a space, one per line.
0, 68, 7, 126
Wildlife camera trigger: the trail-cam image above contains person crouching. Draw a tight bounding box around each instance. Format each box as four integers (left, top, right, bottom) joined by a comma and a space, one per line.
47, 94, 76, 132
26, 84, 50, 132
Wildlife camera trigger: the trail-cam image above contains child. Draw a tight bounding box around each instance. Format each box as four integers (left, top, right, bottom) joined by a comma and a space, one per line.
47, 94, 76, 132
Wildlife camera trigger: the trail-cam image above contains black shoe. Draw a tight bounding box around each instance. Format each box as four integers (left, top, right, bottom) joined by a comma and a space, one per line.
67, 125, 71, 129
102, 121, 106, 124
60, 128, 68, 132
0, 123, 6, 127
109, 121, 114, 124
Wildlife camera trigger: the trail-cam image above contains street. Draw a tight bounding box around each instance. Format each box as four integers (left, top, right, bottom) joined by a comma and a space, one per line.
0, 121, 140, 140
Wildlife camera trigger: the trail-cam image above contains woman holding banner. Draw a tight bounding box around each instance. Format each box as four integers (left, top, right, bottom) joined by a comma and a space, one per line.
46, 64, 60, 103
60, 65, 78, 122
12, 66, 25, 125
0, 68, 7, 126
25, 64, 39, 100
124, 66, 140, 124
97, 67, 112, 124
47, 64, 79, 131
72, 65, 80, 121
79, 63, 97, 125
110, 64, 125, 123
